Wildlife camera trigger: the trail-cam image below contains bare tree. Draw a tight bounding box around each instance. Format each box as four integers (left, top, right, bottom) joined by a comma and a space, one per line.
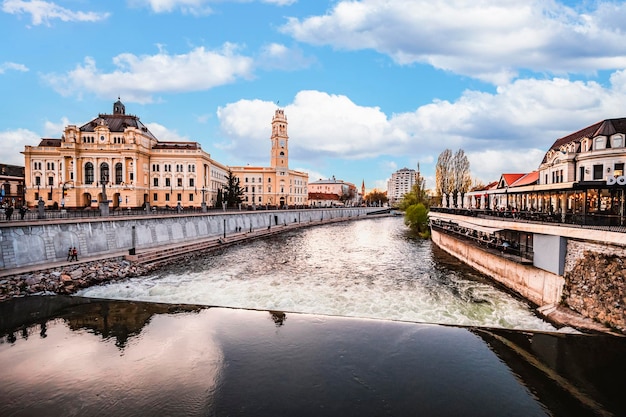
452, 149, 472, 206
435, 149, 453, 199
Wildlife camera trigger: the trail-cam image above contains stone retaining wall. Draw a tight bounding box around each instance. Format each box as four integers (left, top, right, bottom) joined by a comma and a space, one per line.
0, 208, 373, 270
563, 240, 626, 332
431, 229, 564, 306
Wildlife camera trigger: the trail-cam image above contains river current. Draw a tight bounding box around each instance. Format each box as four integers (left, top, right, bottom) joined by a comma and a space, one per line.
78, 216, 556, 332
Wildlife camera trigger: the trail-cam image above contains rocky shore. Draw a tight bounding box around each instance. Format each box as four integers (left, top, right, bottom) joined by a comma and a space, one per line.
0, 258, 150, 302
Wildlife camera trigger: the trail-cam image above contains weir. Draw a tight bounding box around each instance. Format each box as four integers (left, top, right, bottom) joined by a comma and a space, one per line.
0, 207, 381, 271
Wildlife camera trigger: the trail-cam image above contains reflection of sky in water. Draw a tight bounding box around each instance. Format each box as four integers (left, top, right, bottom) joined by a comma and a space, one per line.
0, 307, 554, 417
78, 217, 556, 332
78, 218, 554, 330
0, 310, 224, 417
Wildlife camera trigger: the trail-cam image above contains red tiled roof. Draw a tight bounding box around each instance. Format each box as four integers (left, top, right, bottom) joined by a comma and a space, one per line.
500, 173, 525, 187
510, 171, 539, 187
308, 192, 340, 201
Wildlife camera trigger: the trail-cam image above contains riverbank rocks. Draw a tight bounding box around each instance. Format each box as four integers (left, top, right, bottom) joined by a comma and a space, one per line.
0, 258, 150, 302
563, 250, 626, 333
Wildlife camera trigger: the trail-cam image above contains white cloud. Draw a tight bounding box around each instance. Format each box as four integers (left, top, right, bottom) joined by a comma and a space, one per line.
215, 72, 626, 183
128, 0, 213, 15
0, 128, 41, 166
280, 0, 626, 84
0, 61, 28, 74
43, 45, 255, 103
257, 43, 316, 71
2, 0, 110, 26
129, 0, 295, 14
43, 117, 70, 137
145, 122, 190, 141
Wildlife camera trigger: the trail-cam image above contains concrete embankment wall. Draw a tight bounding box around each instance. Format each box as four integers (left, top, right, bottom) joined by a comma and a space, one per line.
431, 229, 564, 306
0, 208, 375, 270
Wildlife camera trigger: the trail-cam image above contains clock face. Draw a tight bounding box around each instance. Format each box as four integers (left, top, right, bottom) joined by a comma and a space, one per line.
100, 135, 105, 141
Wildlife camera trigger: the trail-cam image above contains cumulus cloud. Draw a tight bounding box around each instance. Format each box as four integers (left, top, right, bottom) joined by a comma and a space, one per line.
0, 61, 28, 74
42, 44, 254, 103
2, 0, 110, 26
280, 0, 626, 84
0, 128, 41, 166
216, 73, 626, 183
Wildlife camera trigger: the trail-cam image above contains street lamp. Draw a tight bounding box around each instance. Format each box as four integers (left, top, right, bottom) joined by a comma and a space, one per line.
201, 187, 207, 212
61, 181, 73, 209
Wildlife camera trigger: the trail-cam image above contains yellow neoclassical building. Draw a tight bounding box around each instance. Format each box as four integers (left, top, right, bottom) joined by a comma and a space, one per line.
230, 109, 309, 208
22, 100, 229, 209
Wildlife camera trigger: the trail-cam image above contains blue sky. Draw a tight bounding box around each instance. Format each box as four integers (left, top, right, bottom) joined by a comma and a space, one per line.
3, 0, 626, 192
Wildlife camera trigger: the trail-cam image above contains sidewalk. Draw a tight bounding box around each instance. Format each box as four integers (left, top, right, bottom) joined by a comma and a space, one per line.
0, 250, 130, 278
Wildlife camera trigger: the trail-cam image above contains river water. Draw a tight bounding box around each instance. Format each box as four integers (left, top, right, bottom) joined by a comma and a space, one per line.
3, 217, 626, 416
77, 216, 556, 332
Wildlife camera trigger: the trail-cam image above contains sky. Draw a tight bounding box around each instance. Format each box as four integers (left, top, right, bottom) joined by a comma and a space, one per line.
3, 0, 626, 192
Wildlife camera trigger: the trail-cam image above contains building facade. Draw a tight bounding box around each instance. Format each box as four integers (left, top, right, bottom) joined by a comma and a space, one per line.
22, 100, 228, 209
230, 109, 309, 208
387, 167, 417, 205
308, 177, 358, 207
461, 117, 626, 226
0, 164, 25, 208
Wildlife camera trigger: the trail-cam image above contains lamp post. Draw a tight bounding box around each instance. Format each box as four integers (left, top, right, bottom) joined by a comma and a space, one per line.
201, 187, 207, 212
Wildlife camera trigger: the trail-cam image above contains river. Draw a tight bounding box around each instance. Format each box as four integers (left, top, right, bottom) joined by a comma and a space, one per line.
2, 216, 625, 416
77, 216, 556, 331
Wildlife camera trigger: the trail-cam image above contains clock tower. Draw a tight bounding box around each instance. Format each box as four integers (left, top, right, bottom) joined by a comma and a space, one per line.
270, 109, 289, 169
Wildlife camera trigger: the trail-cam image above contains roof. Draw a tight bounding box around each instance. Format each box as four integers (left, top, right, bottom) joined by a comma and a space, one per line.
152, 142, 199, 150
499, 173, 525, 188
510, 171, 539, 187
308, 192, 340, 201
37, 138, 62, 147
543, 117, 626, 163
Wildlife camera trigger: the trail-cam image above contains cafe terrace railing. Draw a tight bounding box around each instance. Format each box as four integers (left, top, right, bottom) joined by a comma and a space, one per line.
430, 207, 626, 233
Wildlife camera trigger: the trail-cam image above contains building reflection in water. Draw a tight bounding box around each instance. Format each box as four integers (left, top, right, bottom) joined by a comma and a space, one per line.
0, 296, 624, 417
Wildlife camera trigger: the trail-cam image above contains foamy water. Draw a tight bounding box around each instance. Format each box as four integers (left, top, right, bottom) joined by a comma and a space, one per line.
77, 217, 556, 331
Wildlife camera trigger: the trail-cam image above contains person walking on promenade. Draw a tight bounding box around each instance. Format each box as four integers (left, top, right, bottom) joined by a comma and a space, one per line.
67, 247, 72, 261
71, 247, 79, 261
5, 205, 14, 221
19, 206, 27, 220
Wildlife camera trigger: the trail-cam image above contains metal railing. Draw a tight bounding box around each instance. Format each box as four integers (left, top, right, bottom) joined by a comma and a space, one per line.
430, 207, 626, 233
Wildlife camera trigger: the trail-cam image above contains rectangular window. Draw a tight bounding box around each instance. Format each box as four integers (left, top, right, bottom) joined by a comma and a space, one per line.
614, 163, 624, 177
177, 178, 183, 187
177, 193, 182, 202
48, 176, 54, 186
579, 166, 585, 181
189, 194, 194, 202
153, 178, 159, 187
130, 173, 134, 182
165, 193, 170, 202
165, 178, 171, 187
593, 164, 604, 180
189, 178, 194, 187
35, 176, 41, 186
153, 193, 158, 201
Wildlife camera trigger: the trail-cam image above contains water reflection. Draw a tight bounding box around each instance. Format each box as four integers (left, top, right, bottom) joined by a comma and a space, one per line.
0, 296, 624, 417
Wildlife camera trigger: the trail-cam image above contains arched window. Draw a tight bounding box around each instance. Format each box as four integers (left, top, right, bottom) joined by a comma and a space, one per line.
100, 162, 110, 184
612, 135, 623, 148
115, 163, 123, 184
85, 162, 94, 184
594, 136, 606, 150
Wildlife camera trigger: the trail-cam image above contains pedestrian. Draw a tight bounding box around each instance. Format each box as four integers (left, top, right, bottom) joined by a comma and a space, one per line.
67, 247, 72, 261
19, 206, 27, 220
71, 247, 79, 261
5, 206, 14, 221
